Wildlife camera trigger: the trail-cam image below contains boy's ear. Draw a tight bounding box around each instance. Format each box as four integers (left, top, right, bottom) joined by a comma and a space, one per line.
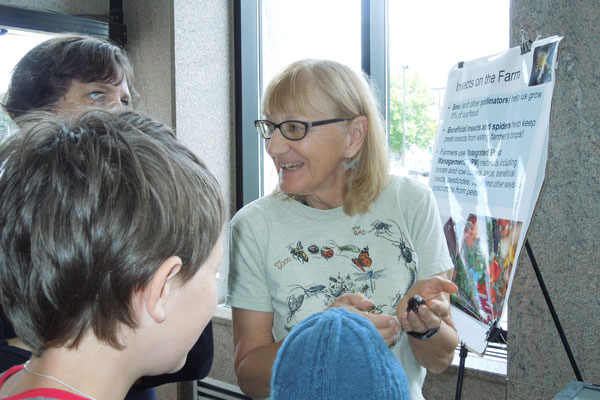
345, 116, 368, 158
143, 256, 183, 323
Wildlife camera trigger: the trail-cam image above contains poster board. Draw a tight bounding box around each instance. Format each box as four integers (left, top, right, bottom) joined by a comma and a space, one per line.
428, 36, 562, 355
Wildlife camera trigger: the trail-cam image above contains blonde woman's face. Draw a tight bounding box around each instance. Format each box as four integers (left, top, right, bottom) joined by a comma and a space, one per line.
264, 106, 353, 209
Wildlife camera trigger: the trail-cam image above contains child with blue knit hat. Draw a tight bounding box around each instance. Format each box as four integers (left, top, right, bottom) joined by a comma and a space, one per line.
271, 308, 410, 399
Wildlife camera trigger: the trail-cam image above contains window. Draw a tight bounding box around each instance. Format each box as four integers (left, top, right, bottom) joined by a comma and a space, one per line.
388, 0, 510, 331
260, 0, 362, 193
388, 0, 509, 185
235, 0, 510, 342
0, 28, 56, 138
234, 0, 385, 209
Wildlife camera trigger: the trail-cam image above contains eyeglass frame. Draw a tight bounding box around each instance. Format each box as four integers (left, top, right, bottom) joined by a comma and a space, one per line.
253, 118, 351, 141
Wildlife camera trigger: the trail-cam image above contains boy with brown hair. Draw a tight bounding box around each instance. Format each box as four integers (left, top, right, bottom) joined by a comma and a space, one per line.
0, 109, 225, 400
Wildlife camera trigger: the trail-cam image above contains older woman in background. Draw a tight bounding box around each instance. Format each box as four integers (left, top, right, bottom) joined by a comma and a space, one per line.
228, 59, 459, 399
1, 33, 214, 400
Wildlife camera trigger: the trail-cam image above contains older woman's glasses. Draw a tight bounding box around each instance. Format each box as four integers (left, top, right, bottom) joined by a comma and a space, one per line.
254, 118, 350, 141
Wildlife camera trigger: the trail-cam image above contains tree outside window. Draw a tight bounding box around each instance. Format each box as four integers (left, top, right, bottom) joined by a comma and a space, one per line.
389, 72, 438, 177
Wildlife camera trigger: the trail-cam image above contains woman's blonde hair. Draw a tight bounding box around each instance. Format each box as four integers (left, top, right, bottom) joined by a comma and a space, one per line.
262, 59, 390, 215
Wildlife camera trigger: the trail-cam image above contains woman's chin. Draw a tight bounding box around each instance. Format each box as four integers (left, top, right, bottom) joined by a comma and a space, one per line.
279, 182, 303, 196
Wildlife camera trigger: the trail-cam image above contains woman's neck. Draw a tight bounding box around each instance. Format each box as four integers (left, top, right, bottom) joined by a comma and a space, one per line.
303, 194, 343, 210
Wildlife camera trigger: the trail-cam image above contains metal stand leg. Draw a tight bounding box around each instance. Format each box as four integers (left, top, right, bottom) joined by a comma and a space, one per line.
455, 343, 469, 400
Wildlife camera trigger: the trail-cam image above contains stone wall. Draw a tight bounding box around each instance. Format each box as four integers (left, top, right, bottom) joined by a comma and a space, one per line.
508, 0, 600, 398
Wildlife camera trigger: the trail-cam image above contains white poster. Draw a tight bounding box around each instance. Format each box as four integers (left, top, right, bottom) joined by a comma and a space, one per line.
428, 36, 562, 355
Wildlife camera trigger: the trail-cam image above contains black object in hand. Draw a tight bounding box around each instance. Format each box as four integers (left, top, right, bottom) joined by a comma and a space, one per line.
407, 295, 426, 313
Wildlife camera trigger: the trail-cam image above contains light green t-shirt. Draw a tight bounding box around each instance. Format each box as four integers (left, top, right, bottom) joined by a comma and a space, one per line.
227, 176, 453, 399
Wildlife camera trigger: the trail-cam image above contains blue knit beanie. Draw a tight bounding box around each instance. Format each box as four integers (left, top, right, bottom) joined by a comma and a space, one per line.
271, 308, 410, 399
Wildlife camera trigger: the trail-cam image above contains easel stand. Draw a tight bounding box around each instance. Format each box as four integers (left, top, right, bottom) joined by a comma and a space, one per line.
454, 239, 583, 400
454, 321, 503, 400
455, 344, 469, 400
524, 240, 583, 382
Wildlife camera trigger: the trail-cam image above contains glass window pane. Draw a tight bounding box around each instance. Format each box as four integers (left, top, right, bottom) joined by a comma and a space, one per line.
389, 1, 509, 329
260, 0, 362, 195
388, 0, 509, 185
0, 28, 56, 138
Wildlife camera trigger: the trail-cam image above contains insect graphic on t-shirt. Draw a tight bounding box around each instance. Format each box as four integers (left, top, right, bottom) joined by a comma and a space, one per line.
326, 240, 360, 255
354, 268, 386, 293
390, 291, 400, 308
289, 284, 326, 299
358, 283, 370, 294
364, 304, 386, 314
405, 263, 417, 293
286, 293, 304, 322
351, 246, 372, 272
391, 232, 414, 265
288, 241, 309, 263
374, 220, 416, 269
369, 220, 395, 236
325, 273, 354, 304
307, 244, 319, 254
320, 246, 334, 260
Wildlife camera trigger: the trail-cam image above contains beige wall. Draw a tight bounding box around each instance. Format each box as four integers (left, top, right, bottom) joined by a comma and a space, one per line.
125, 1, 235, 303
124, 0, 174, 127
127, 4, 236, 396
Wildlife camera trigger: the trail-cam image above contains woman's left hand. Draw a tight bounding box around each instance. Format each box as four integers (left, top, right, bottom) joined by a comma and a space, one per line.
396, 275, 457, 333
395, 273, 460, 373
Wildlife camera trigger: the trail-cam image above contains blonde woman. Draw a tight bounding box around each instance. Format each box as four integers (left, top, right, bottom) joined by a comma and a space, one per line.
228, 59, 459, 399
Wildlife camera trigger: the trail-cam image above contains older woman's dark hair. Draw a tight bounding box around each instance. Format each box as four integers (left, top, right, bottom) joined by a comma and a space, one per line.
0, 110, 224, 354
2, 34, 135, 120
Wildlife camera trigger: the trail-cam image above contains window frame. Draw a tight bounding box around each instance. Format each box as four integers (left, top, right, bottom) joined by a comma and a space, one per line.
0, 5, 108, 37
233, 0, 388, 210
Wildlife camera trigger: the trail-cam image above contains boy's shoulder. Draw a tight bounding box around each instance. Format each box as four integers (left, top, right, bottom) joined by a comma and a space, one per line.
0, 365, 90, 400
1, 391, 88, 399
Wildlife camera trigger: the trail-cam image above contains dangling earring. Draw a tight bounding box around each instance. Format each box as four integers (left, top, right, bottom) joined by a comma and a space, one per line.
342, 158, 357, 171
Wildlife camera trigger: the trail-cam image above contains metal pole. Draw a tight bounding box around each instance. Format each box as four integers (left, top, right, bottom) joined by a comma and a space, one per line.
525, 240, 584, 382
455, 343, 468, 400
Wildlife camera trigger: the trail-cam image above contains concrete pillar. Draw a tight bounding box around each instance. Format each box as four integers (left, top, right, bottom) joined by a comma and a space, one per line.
125, 0, 235, 303
124, 0, 174, 127
508, 1, 600, 398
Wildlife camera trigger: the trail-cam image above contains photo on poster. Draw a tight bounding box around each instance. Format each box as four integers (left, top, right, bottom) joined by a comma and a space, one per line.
443, 214, 522, 325
528, 41, 558, 86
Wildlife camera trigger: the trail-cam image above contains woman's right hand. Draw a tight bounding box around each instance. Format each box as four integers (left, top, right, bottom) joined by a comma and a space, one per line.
327, 293, 401, 345
232, 308, 281, 399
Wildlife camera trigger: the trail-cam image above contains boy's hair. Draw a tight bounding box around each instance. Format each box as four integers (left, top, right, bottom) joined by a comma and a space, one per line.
2, 34, 135, 120
0, 110, 224, 354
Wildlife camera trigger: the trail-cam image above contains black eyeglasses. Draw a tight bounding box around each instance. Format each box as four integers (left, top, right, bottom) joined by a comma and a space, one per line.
254, 118, 350, 141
